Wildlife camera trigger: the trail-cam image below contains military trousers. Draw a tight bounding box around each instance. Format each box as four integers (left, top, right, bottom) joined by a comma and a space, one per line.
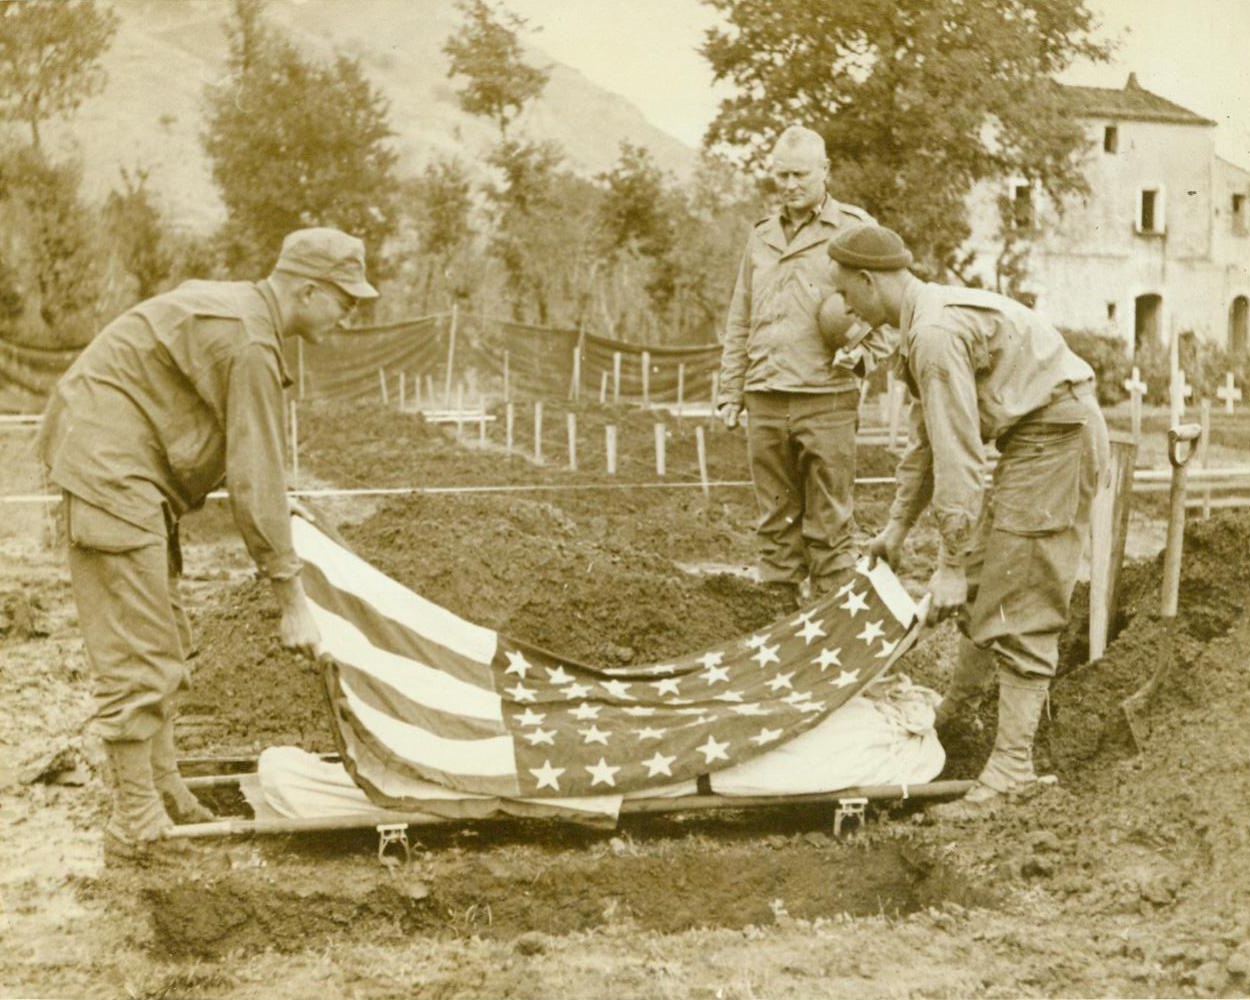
744, 389, 859, 591
64, 493, 192, 742
961, 388, 1108, 679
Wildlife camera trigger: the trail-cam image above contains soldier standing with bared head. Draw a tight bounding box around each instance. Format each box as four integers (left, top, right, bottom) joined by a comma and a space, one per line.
716, 125, 895, 610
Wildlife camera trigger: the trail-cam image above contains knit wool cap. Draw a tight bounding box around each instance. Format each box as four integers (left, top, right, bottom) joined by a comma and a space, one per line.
826, 224, 914, 270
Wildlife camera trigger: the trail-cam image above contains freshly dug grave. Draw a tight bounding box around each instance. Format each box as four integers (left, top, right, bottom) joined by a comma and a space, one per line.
183, 491, 796, 754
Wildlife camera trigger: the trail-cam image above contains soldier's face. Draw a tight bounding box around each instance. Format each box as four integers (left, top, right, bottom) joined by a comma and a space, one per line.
770, 146, 827, 215
832, 264, 886, 328
295, 281, 357, 342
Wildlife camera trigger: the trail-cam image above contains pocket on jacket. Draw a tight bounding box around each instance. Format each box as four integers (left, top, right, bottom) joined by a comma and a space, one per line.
67, 495, 161, 553
992, 423, 1085, 536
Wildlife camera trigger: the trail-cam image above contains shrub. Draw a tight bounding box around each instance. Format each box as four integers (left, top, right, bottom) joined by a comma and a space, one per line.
1060, 329, 1131, 405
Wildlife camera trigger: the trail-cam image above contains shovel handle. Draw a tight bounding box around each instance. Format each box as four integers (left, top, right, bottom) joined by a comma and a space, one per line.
1167, 422, 1203, 468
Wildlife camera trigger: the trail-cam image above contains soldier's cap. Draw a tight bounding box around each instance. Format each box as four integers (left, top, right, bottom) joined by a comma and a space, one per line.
826, 223, 914, 271
275, 227, 379, 300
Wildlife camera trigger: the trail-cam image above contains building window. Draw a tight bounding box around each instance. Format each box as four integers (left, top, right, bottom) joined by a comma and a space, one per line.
1107, 302, 1117, 321
1104, 125, 1118, 154
1012, 183, 1034, 229
1137, 186, 1166, 235
1234, 192, 1247, 236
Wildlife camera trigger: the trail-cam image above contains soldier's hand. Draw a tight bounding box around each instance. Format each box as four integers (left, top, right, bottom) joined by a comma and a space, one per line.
867, 522, 907, 569
925, 563, 968, 626
288, 496, 317, 525
271, 576, 323, 659
717, 402, 742, 430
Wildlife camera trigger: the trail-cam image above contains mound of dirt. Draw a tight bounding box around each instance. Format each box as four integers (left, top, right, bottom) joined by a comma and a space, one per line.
936, 511, 1250, 785
185, 490, 795, 753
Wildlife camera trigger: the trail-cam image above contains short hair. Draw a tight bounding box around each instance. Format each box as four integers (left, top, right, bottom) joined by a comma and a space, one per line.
772, 125, 828, 164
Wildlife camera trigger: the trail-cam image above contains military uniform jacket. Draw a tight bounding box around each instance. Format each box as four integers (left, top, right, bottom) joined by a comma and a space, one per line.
889, 280, 1096, 559
717, 197, 892, 405
37, 279, 300, 580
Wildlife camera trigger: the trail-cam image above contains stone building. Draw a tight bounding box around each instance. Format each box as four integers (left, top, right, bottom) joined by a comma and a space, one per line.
963, 74, 1250, 353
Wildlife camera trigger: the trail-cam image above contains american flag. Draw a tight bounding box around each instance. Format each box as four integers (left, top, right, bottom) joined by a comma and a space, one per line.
291, 517, 921, 804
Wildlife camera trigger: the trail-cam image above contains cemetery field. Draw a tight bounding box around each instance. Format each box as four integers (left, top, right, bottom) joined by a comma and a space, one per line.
2, 399, 1250, 999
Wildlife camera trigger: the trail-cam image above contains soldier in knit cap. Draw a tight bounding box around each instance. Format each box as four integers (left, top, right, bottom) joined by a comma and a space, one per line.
715, 126, 895, 610
38, 228, 379, 862
827, 223, 1108, 819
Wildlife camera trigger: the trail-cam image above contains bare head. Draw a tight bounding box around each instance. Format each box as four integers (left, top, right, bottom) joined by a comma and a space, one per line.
770, 125, 828, 216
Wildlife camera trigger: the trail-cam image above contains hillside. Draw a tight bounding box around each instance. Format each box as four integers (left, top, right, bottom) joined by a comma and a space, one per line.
38, 0, 697, 233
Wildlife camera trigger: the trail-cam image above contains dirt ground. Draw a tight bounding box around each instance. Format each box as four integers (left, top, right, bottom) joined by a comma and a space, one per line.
3, 399, 1250, 1000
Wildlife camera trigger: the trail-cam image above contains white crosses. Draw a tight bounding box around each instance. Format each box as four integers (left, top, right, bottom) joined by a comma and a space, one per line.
1217, 373, 1242, 414
1168, 366, 1193, 426
1123, 366, 1148, 446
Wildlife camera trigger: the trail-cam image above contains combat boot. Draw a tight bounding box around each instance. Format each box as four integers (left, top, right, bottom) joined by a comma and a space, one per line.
929, 670, 1051, 822
933, 637, 994, 733
150, 716, 215, 824
102, 738, 189, 865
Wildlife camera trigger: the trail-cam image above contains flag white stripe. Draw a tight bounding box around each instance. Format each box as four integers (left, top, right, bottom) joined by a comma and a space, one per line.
341, 677, 518, 779
293, 517, 498, 665
310, 602, 504, 723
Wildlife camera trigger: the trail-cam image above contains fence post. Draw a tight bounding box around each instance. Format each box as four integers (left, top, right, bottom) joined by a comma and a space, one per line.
533, 401, 543, 463
641, 351, 651, 408
567, 412, 577, 470
297, 337, 306, 400
695, 425, 709, 497
654, 423, 666, 476
613, 352, 622, 405
289, 400, 299, 486
1200, 399, 1211, 519
444, 304, 458, 410
606, 425, 617, 475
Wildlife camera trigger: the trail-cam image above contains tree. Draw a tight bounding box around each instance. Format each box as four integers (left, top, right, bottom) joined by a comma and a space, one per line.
443, 0, 549, 136
203, 0, 399, 277
0, 0, 117, 150
701, 0, 1112, 273
104, 168, 174, 301
402, 157, 476, 309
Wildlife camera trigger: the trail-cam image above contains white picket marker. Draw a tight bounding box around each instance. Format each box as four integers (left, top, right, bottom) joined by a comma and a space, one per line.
599, 370, 608, 405
1217, 372, 1242, 414
606, 425, 617, 475
289, 400, 299, 485
695, 425, 710, 497
533, 401, 544, 463
654, 423, 666, 476
1200, 399, 1212, 519
1123, 366, 1147, 446
502, 351, 511, 403
567, 412, 577, 470
613, 352, 622, 404
505, 402, 515, 452
676, 362, 686, 420
641, 351, 651, 407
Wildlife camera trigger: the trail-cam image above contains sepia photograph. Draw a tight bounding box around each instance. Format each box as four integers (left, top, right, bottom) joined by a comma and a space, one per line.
1, 0, 1248, 997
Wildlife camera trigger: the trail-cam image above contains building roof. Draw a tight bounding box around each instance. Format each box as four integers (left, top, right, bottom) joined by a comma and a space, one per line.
1060, 73, 1216, 126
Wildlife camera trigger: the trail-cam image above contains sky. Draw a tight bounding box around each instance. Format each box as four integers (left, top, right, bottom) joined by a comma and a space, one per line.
504, 0, 1250, 167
